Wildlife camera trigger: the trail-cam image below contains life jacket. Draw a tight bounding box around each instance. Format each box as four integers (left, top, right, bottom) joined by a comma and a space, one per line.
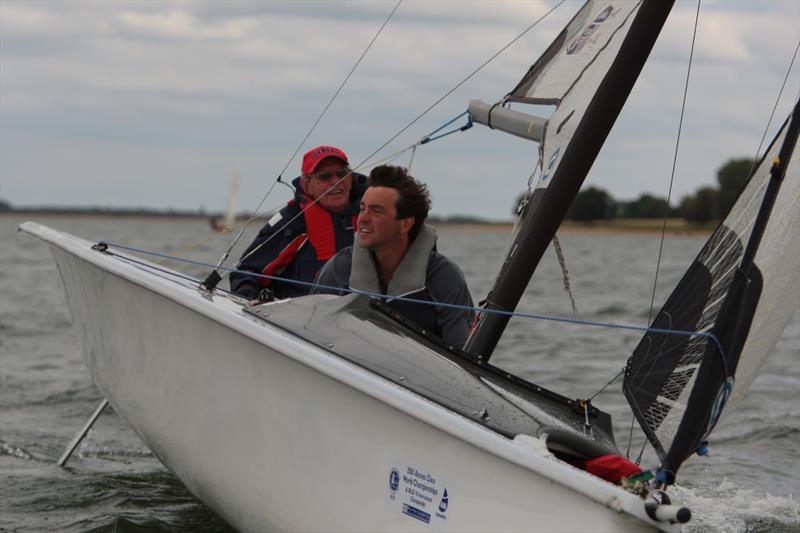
348, 225, 440, 336
258, 197, 357, 298
234, 173, 366, 299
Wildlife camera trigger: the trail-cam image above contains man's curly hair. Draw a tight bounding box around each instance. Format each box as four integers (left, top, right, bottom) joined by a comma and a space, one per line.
367, 165, 431, 241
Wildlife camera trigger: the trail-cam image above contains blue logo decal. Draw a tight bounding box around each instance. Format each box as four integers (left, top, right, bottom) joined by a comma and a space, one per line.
402, 503, 431, 524
389, 468, 400, 492
438, 488, 449, 513
541, 148, 561, 182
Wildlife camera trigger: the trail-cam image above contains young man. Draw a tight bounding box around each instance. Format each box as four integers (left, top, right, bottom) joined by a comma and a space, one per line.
314, 165, 474, 348
230, 146, 367, 299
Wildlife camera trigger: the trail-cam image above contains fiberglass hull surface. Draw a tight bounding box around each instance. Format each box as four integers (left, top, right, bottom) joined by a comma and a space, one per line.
24, 222, 673, 532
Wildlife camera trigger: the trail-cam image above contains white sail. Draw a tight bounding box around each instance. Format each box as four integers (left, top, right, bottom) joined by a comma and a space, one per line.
466, 0, 672, 357
726, 133, 799, 408
508, 1, 641, 191
223, 167, 240, 229
624, 113, 800, 467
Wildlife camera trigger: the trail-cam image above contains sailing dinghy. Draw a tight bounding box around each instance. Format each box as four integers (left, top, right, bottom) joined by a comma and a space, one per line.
20, 1, 799, 531
210, 167, 240, 232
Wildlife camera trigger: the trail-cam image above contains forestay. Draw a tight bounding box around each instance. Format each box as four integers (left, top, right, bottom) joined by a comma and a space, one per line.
623, 106, 800, 483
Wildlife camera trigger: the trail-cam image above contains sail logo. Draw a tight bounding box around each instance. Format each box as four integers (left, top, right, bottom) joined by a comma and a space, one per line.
541, 148, 561, 183
389, 468, 400, 492
566, 5, 615, 55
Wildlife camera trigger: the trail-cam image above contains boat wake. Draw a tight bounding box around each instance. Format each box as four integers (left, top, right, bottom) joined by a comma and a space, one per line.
673, 482, 800, 533
0, 441, 43, 462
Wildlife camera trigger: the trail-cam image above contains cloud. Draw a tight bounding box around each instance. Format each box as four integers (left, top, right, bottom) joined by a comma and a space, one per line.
1, 0, 798, 217
117, 9, 250, 41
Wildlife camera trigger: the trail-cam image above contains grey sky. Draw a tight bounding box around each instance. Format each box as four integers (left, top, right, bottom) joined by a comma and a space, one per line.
1, 1, 798, 219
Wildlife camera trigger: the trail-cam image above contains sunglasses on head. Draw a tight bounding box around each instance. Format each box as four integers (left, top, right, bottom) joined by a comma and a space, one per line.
308, 168, 351, 181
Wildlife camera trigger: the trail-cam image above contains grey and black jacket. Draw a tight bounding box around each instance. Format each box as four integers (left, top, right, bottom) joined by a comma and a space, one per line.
313, 225, 474, 347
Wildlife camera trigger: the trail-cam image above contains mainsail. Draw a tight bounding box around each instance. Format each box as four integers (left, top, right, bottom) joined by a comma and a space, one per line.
465, 0, 674, 358
623, 101, 800, 484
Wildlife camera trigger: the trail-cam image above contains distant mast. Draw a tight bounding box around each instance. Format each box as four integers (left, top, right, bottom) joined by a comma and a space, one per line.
224, 167, 240, 230
211, 167, 240, 232
465, 0, 674, 359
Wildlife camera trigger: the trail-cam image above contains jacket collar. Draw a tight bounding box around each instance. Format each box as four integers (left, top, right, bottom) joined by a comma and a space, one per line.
349, 225, 437, 298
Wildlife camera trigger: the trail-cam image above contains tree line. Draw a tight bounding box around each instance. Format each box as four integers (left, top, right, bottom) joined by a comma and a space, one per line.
515, 157, 756, 223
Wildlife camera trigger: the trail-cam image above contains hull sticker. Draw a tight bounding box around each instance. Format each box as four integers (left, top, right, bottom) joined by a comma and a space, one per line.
388, 464, 449, 529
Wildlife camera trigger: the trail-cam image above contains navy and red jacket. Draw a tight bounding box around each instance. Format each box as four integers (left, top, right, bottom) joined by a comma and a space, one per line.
230, 174, 367, 299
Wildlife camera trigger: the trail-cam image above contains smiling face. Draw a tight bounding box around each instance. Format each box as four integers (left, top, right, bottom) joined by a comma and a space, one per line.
301, 157, 352, 214
356, 186, 414, 253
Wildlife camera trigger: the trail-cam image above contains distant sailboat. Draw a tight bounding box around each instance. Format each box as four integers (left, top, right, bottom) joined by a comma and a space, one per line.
210, 167, 239, 232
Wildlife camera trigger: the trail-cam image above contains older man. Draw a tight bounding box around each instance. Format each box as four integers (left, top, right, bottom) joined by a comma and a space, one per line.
230, 146, 367, 299
314, 165, 474, 347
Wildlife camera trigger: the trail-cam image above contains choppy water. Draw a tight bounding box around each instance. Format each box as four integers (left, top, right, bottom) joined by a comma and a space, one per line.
1, 214, 798, 532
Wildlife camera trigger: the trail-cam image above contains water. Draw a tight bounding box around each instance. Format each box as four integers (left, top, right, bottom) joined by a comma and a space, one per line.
1, 214, 798, 532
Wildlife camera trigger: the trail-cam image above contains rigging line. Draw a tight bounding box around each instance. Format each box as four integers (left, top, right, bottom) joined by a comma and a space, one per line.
233, 3, 567, 272
625, 414, 636, 460
100, 240, 726, 356
235, 168, 358, 267
632, 0, 701, 463
747, 40, 800, 178
238, 136, 425, 268
407, 144, 418, 173
206, 178, 282, 273
552, 234, 579, 320
217, 1, 403, 271
237, 106, 481, 268
646, 0, 700, 326
589, 367, 624, 402
369, 143, 419, 168
352, 0, 567, 171
275, 0, 403, 182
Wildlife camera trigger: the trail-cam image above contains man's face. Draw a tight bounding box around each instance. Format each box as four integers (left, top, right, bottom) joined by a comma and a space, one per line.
302, 157, 352, 214
357, 186, 413, 252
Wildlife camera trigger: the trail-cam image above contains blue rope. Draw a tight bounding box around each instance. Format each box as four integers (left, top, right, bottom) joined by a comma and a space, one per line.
419, 111, 473, 145
100, 240, 727, 360
105, 249, 238, 296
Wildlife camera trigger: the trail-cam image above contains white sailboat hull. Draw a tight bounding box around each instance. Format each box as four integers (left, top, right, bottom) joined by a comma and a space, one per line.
22, 222, 676, 532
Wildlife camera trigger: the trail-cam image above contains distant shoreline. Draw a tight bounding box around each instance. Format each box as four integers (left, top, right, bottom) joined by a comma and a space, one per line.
3, 210, 714, 235
1, 208, 228, 219
429, 221, 712, 236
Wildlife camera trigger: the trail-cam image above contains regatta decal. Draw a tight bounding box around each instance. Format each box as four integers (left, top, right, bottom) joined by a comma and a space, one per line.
387, 464, 449, 529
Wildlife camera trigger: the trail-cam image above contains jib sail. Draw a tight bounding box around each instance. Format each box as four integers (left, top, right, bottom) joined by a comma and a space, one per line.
623, 101, 800, 484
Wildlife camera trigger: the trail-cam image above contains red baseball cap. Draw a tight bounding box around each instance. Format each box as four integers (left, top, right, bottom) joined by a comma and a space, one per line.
301, 145, 349, 176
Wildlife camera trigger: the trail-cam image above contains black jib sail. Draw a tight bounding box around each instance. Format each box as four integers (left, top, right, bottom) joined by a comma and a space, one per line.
464, 0, 674, 359
623, 100, 800, 485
